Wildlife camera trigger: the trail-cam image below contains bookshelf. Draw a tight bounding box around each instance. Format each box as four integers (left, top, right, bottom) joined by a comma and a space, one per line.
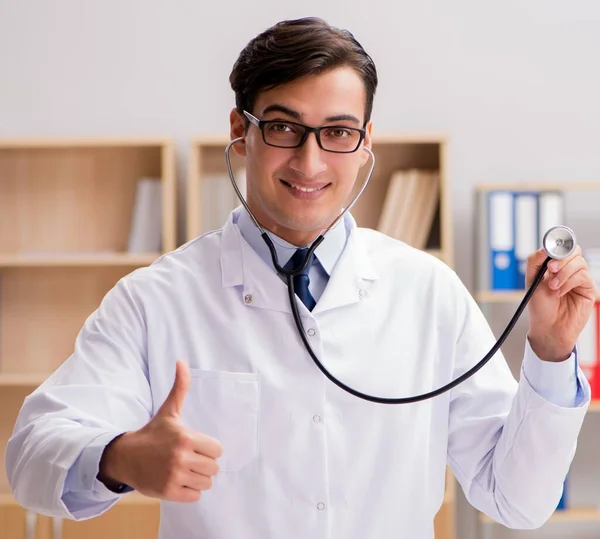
0, 137, 175, 538
187, 134, 456, 539
473, 182, 600, 538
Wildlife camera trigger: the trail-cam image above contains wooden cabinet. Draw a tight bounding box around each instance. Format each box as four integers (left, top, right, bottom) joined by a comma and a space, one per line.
60, 498, 160, 539
0, 137, 176, 539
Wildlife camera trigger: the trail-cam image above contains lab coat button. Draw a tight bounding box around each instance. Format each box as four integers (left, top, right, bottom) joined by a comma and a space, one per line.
307, 328, 316, 337
359, 289, 367, 298
317, 502, 325, 510
313, 414, 321, 423
244, 294, 253, 304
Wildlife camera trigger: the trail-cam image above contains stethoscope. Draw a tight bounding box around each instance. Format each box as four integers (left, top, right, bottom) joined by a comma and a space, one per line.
225, 137, 577, 404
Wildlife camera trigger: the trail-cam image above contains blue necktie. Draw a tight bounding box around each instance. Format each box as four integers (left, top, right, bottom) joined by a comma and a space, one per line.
285, 248, 316, 311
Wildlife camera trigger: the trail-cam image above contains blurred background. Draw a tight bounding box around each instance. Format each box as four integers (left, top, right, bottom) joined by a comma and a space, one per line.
1, 1, 600, 538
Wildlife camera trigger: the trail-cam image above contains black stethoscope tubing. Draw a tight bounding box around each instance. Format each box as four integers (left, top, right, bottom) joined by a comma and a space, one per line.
261, 230, 552, 404
225, 138, 570, 405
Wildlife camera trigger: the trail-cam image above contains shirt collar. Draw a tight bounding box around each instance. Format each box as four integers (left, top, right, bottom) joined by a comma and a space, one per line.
232, 205, 349, 276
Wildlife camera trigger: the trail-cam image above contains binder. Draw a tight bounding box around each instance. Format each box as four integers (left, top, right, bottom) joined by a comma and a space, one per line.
556, 478, 568, 510
475, 190, 490, 291
538, 191, 564, 247
488, 191, 517, 290
127, 178, 163, 253
514, 192, 539, 289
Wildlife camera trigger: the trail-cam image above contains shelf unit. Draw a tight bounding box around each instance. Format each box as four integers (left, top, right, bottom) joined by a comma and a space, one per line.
0, 137, 176, 538
188, 134, 456, 539
473, 182, 600, 538
187, 134, 453, 268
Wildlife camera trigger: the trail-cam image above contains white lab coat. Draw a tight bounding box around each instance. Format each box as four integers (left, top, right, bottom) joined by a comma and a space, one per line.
6, 213, 590, 539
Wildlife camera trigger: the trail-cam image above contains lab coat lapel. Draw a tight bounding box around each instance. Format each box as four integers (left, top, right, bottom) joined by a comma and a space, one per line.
220, 214, 379, 314
220, 215, 296, 314
312, 227, 379, 314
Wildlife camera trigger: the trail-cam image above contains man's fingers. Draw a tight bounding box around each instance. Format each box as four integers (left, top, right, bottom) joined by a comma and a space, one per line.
526, 246, 583, 287
547, 255, 588, 291
187, 452, 220, 477
174, 485, 202, 503
156, 361, 191, 419
189, 431, 223, 460
557, 269, 597, 299
181, 470, 213, 492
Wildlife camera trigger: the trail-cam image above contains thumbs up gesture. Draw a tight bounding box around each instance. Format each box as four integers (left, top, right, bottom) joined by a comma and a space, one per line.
98, 361, 223, 502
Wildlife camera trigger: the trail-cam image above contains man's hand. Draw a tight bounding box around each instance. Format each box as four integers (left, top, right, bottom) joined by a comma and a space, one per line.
526, 246, 598, 362
99, 361, 223, 502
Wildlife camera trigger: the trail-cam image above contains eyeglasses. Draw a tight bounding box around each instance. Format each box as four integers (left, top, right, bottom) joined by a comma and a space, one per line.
243, 110, 366, 154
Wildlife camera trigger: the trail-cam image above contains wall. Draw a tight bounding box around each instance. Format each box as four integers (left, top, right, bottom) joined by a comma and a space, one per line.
1, 1, 600, 537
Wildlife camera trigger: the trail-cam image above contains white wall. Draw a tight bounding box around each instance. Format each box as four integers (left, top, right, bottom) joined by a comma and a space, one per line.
2, 1, 600, 538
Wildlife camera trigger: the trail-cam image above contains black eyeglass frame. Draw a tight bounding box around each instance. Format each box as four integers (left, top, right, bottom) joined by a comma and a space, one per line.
243, 110, 367, 154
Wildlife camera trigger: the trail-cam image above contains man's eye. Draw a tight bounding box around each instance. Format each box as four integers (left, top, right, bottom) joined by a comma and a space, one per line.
326, 128, 352, 138
269, 123, 293, 132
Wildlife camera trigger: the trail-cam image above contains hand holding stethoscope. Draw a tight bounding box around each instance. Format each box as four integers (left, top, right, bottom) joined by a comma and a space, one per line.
225, 139, 598, 404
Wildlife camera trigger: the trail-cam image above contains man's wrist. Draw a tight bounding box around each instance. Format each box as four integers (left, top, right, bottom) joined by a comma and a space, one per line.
527, 333, 573, 363
98, 432, 134, 491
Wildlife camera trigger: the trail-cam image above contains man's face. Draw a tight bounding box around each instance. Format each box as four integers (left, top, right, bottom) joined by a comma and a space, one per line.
229, 66, 372, 246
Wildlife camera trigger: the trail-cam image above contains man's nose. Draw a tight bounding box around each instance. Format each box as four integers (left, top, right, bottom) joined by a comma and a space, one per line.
288, 132, 328, 178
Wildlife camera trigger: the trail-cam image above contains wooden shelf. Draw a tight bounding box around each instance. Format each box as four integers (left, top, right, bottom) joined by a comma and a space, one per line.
0, 253, 159, 268
0, 138, 177, 254
0, 374, 46, 387
475, 290, 600, 303
0, 492, 160, 539
475, 290, 526, 303
475, 182, 600, 193
0, 492, 158, 507
588, 400, 600, 412
0, 139, 178, 537
479, 507, 600, 524
0, 137, 173, 149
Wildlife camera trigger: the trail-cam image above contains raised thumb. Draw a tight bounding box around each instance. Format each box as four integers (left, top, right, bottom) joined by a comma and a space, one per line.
157, 360, 191, 418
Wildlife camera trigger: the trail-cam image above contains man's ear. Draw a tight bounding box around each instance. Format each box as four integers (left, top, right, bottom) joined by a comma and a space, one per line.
229, 109, 247, 157
360, 121, 373, 167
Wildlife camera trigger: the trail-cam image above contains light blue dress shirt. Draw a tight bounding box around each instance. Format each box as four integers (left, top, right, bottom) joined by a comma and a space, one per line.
61, 206, 582, 507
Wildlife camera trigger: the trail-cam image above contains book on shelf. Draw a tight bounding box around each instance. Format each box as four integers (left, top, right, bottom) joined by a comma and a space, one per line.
202, 167, 246, 233
476, 189, 564, 292
128, 178, 162, 254
377, 169, 439, 250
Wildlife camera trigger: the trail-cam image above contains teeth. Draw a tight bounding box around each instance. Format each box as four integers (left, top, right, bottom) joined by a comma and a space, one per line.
287, 182, 324, 192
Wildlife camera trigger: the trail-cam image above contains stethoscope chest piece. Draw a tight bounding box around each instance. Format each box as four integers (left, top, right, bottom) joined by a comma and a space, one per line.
543, 225, 576, 260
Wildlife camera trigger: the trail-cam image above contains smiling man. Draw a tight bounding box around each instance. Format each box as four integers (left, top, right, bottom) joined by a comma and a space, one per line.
6, 16, 596, 539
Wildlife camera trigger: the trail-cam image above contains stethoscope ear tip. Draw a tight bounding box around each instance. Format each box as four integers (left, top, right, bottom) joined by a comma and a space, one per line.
542, 225, 576, 260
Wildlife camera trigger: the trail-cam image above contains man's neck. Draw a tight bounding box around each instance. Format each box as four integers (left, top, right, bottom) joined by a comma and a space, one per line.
247, 210, 337, 248
232, 206, 350, 278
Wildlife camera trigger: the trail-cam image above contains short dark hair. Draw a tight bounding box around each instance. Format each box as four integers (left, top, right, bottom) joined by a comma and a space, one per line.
229, 17, 378, 125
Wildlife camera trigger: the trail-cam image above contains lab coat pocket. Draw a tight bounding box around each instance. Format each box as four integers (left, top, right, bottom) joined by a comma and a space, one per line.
185, 369, 260, 473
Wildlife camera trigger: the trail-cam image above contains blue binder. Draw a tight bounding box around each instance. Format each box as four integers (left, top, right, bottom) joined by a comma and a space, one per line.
488, 191, 517, 290
514, 192, 539, 289
556, 478, 567, 510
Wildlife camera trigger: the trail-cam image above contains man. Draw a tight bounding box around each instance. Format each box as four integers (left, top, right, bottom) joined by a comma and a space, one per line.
6, 17, 597, 539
